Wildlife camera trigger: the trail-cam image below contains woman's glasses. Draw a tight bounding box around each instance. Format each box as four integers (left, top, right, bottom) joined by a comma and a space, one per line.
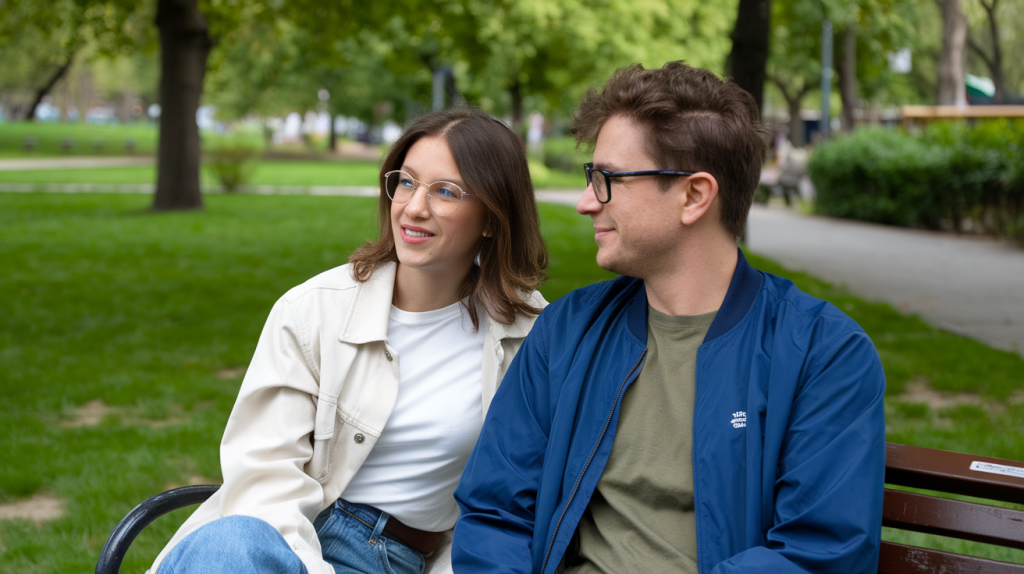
385, 170, 472, 216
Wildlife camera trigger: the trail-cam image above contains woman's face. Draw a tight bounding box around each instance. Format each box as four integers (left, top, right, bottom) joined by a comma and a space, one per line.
390, 135, 489, 279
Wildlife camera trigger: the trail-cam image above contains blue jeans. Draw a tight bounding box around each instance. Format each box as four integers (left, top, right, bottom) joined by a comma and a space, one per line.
159, 499, 426, 574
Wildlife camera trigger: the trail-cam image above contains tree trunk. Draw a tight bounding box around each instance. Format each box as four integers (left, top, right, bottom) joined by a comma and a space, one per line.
25, 56, 75, 121
329, 113, 338, 152
981, 0, 1004, 103
509, 81, 523, 136
938, 0, 967, 106
771, 77, 811, 147
726, 0, 773, 114
787, 96, 805, 147
443, 67, 463, 107
153, 0, 211, 211
838, 25, 857, 132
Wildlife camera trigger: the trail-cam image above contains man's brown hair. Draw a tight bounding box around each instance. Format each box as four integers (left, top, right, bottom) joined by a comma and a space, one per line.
572, 61, 769, 239
349, 107, 547, 330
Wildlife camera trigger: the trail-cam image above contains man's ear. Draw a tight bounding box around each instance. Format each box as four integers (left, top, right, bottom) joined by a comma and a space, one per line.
679, 172, 719, 226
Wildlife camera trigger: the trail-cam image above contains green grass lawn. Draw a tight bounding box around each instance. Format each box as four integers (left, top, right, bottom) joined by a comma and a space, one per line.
0, 159, 587, 190
1, 192, 1022, 571
0, 122, 162, 158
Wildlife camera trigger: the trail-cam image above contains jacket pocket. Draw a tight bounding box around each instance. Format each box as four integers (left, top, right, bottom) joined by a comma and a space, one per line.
310, 394, 339, 482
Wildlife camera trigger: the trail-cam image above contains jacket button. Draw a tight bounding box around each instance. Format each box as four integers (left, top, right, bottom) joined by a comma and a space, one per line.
384, 349, 392, 361
354, 433, 365, 444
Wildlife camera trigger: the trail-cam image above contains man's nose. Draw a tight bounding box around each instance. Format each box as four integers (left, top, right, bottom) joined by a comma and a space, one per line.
577, 182, 601, 215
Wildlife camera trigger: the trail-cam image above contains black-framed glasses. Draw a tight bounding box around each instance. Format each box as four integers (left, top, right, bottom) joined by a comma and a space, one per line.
583, 162, 695, 203
384, 170, 473, 216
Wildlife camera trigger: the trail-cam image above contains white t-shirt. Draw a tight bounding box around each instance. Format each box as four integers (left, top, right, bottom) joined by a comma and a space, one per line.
340, 301, 486, 531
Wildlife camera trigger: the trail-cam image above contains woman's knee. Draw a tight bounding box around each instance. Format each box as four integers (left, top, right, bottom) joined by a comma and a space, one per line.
161, 515, 305, 573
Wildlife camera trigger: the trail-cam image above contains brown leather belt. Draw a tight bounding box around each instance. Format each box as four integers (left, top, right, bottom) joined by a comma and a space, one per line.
382, 516, 444, 555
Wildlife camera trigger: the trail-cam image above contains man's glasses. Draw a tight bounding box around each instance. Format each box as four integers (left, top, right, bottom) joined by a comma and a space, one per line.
384, 170, 473, 216
584, 162, 695, 203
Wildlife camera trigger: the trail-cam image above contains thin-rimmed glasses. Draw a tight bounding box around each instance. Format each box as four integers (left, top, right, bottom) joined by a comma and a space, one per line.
384, 170, 472, 216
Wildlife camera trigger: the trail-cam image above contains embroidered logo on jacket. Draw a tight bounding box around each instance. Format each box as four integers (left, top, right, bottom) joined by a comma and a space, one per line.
731, 411, 747, 429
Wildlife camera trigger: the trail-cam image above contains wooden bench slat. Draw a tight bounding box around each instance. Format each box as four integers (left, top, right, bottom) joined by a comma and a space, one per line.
883, 489, 1024, 549
879, 541, 1024, 574
886, 443, 1024, 505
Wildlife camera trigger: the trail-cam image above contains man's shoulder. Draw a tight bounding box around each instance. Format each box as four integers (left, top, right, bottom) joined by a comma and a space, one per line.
541, 275, 641, 321
758, 271, 867, 341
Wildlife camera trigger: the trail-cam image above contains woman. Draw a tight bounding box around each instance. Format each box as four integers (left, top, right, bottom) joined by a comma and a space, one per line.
152, 108, 548, 574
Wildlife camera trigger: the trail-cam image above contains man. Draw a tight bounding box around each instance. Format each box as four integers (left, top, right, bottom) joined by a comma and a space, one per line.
451, 62, 885, 574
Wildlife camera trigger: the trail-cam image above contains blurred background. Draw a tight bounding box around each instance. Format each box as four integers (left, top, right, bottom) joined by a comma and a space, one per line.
1, 0, 1023, 571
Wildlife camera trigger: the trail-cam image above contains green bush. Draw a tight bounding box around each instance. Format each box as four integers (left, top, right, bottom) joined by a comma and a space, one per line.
204, 139, 261, 193
542, 136, 590, 174
809, 120, 1024, 240
808, 127, 943, 227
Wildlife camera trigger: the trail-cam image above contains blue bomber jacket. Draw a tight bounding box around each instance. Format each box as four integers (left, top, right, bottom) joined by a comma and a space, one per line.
452, 250, 886, 574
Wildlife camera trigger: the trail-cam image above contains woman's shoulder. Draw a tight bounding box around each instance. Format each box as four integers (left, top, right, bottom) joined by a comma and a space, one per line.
280, 262, 360, 303
272, 262, 395, 339
486, 289, 549, 342
523, 289, 549, 311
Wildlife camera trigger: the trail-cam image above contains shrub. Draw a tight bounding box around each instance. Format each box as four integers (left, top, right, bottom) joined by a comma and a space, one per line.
809, 120, 1024, 241
204, 140, 261, 193
808, 127, 945, 228
542, 136, 590, 174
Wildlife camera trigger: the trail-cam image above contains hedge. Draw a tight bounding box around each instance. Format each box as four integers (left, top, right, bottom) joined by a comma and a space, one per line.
808, 120, 1024, 242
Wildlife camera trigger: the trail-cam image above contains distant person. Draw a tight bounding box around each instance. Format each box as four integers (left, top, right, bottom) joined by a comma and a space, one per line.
152, 108, 548, 574
526, 112, 545, 155
452, 62, 886, 574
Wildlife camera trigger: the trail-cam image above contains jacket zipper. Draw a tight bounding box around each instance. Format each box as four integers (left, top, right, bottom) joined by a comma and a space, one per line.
540, 348, 647, 574
692, 347, 702, 573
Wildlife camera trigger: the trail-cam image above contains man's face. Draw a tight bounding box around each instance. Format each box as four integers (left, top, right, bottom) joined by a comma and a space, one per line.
576, 115, 684, 279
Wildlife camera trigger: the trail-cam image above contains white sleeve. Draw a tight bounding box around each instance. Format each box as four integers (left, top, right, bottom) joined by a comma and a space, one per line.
152, 296, 335, 574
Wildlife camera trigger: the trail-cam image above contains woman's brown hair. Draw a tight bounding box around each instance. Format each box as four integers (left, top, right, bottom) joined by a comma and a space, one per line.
349, 107, 548, 329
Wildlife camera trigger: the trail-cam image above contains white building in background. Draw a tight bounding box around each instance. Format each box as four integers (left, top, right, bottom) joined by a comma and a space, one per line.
382, 121, 402, 144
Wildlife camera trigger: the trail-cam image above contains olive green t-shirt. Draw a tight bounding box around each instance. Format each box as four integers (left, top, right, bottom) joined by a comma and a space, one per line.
568, 306, 717, 574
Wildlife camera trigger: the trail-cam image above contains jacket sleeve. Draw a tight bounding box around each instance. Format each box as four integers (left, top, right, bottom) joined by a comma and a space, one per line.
452, 313, 552, 574
153, 296, 336, 574
711, 328, 887, 574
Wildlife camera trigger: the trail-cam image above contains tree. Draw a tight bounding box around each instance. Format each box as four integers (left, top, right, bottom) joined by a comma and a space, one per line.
726, 0, 773, 112
938, 0, 967, 105
766, 0, 919, 143
151, 0, 212, 210
838, 24, 857, 131
767, 0, 825, 146
966, 0, 1004, 102
0, 0, 150, 121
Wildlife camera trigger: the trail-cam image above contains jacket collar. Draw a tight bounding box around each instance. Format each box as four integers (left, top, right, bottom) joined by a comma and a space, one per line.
339, 262, 396, 344
627, 247, 763, 344
486, 290, 546, 342
339, 261, 539, 344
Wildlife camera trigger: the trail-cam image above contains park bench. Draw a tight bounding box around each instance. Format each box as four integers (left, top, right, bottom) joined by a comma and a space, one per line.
95, 442, 1024, 574
880, 443, 1024, 573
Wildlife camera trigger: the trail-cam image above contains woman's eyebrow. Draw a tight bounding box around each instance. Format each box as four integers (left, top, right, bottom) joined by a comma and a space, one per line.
399, 165, 466, 187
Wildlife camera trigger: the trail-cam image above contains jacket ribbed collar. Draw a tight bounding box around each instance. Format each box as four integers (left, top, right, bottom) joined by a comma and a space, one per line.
626, 247, 763, 344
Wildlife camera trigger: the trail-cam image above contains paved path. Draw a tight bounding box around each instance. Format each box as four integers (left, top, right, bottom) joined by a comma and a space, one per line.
746, 205, 1024, 356
0, 157, 154, 171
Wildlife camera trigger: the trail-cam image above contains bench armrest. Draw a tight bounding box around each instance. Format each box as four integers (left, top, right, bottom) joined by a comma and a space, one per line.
95, 485, 220, 574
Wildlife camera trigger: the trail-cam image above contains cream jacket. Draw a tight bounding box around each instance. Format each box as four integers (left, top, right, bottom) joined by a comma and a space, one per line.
151, 262, 546, 574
